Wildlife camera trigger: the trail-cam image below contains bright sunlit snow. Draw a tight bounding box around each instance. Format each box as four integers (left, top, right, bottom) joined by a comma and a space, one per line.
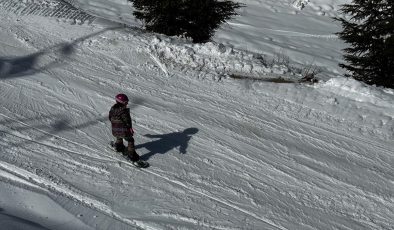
0, 0, 393, 229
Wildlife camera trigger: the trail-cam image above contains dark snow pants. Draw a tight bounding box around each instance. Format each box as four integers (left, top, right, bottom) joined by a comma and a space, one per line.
115, 136, 140, 162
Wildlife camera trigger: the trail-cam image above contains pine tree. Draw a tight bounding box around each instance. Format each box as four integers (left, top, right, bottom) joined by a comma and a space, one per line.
129, 0, 242, 43
335, 0, 394, 88
131, 0, 183, 37
180, 0, 242, 43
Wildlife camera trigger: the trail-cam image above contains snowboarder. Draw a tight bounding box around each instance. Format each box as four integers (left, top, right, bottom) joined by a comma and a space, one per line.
109, 93, 148, 168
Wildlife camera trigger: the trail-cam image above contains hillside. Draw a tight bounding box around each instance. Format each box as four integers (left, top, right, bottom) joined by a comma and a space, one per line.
0, 0, 393, 229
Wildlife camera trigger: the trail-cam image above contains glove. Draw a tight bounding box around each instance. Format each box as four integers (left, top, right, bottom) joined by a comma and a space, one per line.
130, 128, 135, 135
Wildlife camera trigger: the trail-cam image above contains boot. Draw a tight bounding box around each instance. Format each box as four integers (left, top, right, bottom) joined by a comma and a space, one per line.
126, 141, 149, 168
127, 142, 140, 162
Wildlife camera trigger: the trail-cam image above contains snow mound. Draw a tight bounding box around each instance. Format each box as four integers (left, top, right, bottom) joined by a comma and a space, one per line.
148, 36, 297, 79
316, 77, 394, 109
292, 0, 310, 10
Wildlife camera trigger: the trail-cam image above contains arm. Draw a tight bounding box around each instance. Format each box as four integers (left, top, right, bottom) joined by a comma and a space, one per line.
108, 108, 113, 121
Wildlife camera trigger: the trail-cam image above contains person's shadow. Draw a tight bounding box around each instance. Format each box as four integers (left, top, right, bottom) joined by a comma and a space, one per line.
136, 128, 199, 160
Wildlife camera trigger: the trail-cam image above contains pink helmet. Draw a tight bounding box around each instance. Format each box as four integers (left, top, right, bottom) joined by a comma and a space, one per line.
115, 93, 129, 104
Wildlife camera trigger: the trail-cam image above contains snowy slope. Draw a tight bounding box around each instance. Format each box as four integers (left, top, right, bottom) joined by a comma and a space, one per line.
62, 0, 350, 79
0, 0, 393, 230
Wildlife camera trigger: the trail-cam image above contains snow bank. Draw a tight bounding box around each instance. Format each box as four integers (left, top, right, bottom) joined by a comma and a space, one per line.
292, 0, 310, 10
148, 36, 297, 79
0, 180, 93, 230
308, 77, 394, 140
316, 77, 394, 110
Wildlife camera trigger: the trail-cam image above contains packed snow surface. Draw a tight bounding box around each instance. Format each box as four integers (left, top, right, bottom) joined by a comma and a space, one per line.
0, 0, 393, 230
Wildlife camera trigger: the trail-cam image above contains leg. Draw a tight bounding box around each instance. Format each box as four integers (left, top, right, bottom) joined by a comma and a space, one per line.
114, 137, 126, 152
125, 136, 140, 162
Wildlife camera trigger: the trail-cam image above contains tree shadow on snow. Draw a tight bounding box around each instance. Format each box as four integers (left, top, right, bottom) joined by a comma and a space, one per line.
0, 114, 108, 144
0, 26, 123, 79
0, 44, 72, 79
0, 96, 145, 145
136, 128, 199, 161
35, 97, 144, 140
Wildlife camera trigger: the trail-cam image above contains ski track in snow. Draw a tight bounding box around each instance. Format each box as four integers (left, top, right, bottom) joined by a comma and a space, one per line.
1, 0, 346, 79
0, 0, 95, 24
228, 22, 338, 39
0, 1, 394, 229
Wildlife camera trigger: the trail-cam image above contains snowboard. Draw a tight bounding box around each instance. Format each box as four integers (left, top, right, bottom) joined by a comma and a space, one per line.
110, 141, 149, 168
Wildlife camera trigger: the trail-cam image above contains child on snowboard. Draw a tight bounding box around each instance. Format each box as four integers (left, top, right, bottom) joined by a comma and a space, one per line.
109, 93, 147, 167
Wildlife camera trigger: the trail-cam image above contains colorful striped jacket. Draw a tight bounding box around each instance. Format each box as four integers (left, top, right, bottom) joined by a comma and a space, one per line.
109, 103, 133, 138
